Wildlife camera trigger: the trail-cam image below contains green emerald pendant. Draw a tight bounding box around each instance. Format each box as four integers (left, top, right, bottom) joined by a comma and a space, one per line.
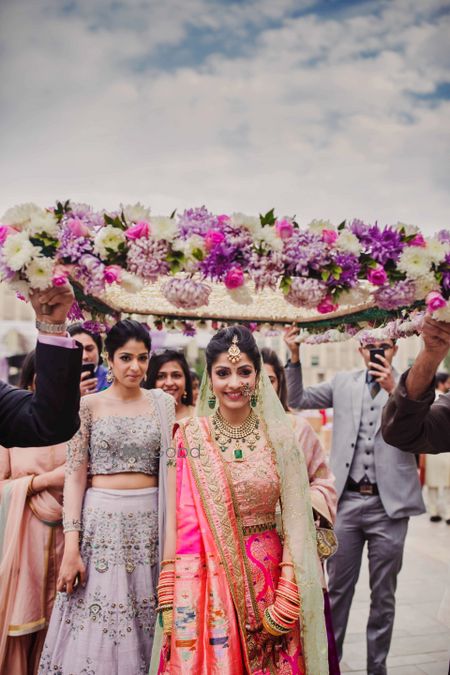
234, 448, 243, 460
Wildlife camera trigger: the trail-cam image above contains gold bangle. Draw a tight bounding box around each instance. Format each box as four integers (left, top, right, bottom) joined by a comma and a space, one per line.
161, 559, 176, 567
27, 475, 36, 498
279, 562, 294, 568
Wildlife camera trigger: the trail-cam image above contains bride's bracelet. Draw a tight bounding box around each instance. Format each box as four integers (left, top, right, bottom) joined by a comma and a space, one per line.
63, 518, 82, 533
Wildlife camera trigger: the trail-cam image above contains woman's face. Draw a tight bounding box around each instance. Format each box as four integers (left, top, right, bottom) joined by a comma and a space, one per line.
155, 360, 186, 405
191, 377, 200, 404
108, 339, 149, 389
76, 332, 100, 367
264, 363, 279, 396
210, 352, 257, 414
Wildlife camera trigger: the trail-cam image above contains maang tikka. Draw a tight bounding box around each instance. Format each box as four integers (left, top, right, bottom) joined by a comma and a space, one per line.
227, 335, 241, 364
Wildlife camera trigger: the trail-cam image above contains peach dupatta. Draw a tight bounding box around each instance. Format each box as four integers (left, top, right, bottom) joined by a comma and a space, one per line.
0, 460, 63, 668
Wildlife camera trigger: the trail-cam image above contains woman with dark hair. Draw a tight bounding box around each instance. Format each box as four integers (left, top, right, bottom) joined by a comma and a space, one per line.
150, 326, 329, 674
0, 351, 66, 674
146, 350, 194, 421
68, 323, 109, 396
190, 370, 200, 406
39, 320, 175, 675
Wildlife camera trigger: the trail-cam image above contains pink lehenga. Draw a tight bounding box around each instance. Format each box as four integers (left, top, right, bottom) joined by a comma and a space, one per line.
151, 415, 329, 674
0, 444, 65, 675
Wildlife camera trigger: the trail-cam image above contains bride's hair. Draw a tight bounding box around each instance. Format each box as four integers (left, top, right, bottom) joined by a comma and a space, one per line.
205, 325, 261, 375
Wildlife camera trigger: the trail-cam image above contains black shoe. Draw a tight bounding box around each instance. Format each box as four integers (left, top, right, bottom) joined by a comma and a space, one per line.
430, 515, 442, 522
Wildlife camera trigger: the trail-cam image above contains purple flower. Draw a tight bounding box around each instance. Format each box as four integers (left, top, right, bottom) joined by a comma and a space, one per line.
249, 251, 285, 291
284, 231, 329, 276
200, 226, 252, 281
178, 206, 220, 238
127, 238, 170, 281
285, 277, 327, 309
74, 254, 106, 294
374, 280, 416, 310
327, 252, 360, 288
162, 278, 211, 309
82, 320, 106, 334
182, 321, 196, 337
57, 221, 93, 262
0, 255, 16, 281
67, 301, 84, 321
350, 219, 371, 239
356, 223, 404, 264
437, 230, 450, 244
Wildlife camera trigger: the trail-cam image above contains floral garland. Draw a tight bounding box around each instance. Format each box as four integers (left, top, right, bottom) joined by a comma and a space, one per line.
0, 201, 449, 338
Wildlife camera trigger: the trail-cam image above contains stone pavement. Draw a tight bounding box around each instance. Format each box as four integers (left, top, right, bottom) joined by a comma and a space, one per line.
338, 512, 450, 675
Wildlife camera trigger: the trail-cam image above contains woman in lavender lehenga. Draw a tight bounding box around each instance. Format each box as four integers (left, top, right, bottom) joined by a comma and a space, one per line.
39, 320, 174, 675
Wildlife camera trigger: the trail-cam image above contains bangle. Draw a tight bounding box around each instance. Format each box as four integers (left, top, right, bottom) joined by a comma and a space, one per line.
27, 475, 37, 497
161, 559, 176, 567
36, 319, 68, 334
279, 562, 294, 568
63, 518, 82, 533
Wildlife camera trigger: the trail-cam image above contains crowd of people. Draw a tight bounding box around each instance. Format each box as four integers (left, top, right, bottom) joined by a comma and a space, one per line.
0, 282, 449, 675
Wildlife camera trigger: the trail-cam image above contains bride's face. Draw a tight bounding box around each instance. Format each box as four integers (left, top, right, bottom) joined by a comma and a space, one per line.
210, 352, 257, 414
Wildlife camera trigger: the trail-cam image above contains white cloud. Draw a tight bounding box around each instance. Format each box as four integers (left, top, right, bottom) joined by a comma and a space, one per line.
0, 0, 449, 232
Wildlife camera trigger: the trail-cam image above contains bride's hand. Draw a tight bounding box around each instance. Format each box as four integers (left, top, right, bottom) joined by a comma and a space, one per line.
57, 550, 86, 593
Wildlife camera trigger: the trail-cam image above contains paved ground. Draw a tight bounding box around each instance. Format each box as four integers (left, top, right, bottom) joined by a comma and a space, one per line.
338, 512, 450, 675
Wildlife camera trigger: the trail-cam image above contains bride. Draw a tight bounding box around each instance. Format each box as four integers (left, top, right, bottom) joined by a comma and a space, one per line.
150, 326, 328, 674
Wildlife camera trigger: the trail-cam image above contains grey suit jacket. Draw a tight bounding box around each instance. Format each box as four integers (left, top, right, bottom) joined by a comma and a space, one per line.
286, 364, 425, 519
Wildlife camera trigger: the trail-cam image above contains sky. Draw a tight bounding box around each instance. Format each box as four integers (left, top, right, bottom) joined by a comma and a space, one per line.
0, 0, 449, 232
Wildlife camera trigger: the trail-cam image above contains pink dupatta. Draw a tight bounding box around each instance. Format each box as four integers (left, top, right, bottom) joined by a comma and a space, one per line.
0, 453, 63, 668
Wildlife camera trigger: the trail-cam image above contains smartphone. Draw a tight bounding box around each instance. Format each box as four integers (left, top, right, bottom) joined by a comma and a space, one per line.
81, 363, 96, 378
369, 348, 385, 366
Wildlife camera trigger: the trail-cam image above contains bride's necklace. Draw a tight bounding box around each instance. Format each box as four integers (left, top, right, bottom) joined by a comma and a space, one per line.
211, 408, 260, 461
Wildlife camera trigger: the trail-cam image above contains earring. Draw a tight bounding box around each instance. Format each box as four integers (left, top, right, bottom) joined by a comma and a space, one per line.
250, 392, 258, 408
208, 391, 216, 409
106, 367, 114, 384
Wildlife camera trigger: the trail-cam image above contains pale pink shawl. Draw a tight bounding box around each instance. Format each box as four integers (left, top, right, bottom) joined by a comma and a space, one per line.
0, 445, 65, 667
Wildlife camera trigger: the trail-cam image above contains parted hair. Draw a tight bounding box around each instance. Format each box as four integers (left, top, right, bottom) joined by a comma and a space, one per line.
104, 319, 151, 359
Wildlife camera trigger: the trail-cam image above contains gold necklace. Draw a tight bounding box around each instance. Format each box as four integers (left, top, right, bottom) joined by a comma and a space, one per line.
211, 409, 260, 461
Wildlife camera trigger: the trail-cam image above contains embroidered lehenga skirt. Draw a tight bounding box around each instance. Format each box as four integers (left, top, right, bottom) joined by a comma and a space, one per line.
39, 487, 159, 675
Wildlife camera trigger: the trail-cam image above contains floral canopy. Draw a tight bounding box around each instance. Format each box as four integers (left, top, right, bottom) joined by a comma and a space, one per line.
1, 200, 449, 342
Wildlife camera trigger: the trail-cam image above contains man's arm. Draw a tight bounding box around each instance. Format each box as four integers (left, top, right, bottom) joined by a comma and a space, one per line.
381, 316, 450, 454
0, 283, 82, 448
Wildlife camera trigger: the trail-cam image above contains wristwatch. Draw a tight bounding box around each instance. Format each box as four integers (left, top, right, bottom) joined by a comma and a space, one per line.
35, 319, 68, 334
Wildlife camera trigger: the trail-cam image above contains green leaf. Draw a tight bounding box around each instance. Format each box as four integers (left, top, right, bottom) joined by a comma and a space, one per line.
192, 248, 205, 261
321, 270, 331, 281
279, 276, 292, 294
337, 220, 346, 231
259, 208, 276, 227
170, 209, 177, 219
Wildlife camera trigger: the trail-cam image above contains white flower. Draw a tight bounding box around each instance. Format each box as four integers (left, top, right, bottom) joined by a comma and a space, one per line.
256, 227, 283, 252
395, 221, 419, 236
9, 278, 30, 300
426, 237, 450, 264
173, 234, 205, 258
338, 285, 371, 307
308, 219, 334, 234
93, 225, 126, 259
2, 202, 42, 229
335, 230, 362, 255
26, 256, 54, 290
151, 216, 178, 241
226, 284, 253, 305
413, 272, 440, 300
397, 247, 431, 279
2, 231, 38, 270
431, 299, 450, 322
120, 271, 144, 293
231, 213, 260, 234
27, 211, 59, 238
121, 202, 151, 224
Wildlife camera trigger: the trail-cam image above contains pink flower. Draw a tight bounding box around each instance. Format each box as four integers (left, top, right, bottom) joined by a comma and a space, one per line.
204, 229, 225, 250
104, 264, 122, 284
66, 217, 90, 238
125, 220, 150, 240
224, 265, 245, 289
317, 295, 338, 314
52, 274, 67, 287
367, 265, 388, 286
410, 234, 426, 247
0, 225, 15, 245
16, 292, 28, 302
426, 291, 447, 312
275, 219, 294, 240
321, 229, 338, 245
217, 214, 230, 226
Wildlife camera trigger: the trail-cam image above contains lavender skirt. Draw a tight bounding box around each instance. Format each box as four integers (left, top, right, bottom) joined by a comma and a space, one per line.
39, 487, 159, 675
